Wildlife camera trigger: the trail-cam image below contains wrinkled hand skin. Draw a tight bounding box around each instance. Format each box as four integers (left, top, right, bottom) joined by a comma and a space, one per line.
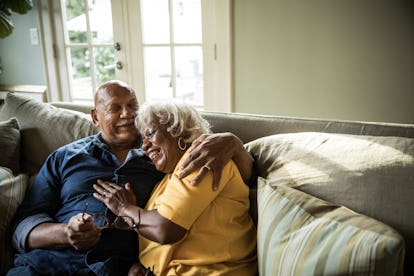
93, 179, 137, 217
178, 133, 239, 190
66, 213, 100, 251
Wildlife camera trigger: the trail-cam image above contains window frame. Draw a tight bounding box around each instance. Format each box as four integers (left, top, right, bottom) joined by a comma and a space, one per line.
38, 0, 232, 111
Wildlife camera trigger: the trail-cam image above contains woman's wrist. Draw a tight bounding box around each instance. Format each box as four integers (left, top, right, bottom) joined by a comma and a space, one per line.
122, 205, 141, 229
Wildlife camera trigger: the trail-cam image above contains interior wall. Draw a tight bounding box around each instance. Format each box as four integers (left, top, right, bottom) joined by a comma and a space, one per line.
233, 0, 414, 124
0, 0, 45, 86
1, 1, 414, 124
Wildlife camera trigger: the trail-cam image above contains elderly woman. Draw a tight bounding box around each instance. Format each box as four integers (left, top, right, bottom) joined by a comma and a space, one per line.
93, 101, 257, 275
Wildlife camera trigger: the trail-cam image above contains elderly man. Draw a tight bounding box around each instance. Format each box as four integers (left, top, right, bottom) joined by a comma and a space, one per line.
7, 80, 254, 275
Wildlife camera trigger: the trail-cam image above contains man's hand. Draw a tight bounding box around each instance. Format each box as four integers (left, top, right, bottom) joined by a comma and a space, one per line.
66, 213, 100, 251
26, 216, 100, 251
178, 132, 253, 190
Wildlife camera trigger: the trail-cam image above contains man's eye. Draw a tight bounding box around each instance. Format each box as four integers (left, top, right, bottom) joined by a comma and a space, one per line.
129, 104, 138, 112
108, 106, 121, 113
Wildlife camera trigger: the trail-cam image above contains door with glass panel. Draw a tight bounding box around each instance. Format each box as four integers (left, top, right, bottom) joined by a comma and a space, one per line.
140, 0, 204, 108
62, 0, 126, 102
59, 0, 223, 110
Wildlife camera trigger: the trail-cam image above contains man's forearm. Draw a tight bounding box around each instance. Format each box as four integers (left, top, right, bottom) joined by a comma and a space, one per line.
25, 213, 101, 252
232, 138, 254, 184
26, 222, 70, 250
12, 213, 55, 253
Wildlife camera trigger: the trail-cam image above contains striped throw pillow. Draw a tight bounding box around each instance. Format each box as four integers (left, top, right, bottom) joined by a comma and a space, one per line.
0, 167, 29, 275
257, 177, 405, 276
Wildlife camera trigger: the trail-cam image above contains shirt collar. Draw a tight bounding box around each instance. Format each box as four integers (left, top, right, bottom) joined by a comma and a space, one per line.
91, 132, 146, 159
91, 132, 108, 149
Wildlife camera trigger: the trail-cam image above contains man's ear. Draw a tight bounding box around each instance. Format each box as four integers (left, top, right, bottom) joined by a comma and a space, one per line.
91, 108, 99, 126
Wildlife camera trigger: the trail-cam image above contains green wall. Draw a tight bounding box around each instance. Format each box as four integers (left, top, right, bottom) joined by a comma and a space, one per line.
233, 1, 414, 124
0, 0, 45, 86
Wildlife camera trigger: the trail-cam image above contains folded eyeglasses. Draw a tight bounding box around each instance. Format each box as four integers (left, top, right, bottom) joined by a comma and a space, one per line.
82, 202, 137, 230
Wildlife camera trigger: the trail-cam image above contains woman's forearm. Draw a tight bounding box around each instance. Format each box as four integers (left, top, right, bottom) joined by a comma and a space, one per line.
123, 206, 186, 244
232, 138, 254, 184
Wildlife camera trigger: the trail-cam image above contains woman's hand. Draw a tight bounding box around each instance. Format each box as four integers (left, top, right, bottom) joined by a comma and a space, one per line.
93, 180, 137, 217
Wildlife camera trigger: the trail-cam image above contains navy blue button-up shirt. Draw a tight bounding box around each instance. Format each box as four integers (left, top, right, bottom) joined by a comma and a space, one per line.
9, 133, 164, 275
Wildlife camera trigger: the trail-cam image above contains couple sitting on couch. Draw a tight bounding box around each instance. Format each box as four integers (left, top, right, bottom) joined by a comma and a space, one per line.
7, 80, 257, 275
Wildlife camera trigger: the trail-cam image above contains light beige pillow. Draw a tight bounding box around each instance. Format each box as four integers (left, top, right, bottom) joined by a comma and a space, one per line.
245, 132, 414, 273
257, 177, 405, 276
0, 167, 29, 275
0, 93, 98, 175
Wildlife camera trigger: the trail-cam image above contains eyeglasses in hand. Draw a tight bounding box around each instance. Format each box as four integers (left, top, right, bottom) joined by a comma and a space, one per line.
82, 203, 137, 230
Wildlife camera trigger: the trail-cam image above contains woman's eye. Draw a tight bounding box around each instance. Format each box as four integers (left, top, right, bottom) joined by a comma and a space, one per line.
146, 130, 155, 139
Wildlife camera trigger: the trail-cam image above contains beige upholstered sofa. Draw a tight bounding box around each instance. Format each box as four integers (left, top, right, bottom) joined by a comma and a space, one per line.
1, 93, 413, 275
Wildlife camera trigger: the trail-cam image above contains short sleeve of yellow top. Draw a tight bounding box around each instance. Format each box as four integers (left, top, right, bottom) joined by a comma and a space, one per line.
139, 151, 257, 276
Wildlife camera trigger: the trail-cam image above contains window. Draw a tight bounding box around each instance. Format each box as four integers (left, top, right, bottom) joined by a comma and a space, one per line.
39, 0, 232, 111
141, 0, 203, 108
63, 0, 115, 101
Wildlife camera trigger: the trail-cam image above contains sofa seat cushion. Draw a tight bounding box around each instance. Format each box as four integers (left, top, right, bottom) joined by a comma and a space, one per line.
245, 132, 414, 274
0, 117, 20, 174
0, 93, 98, 175
257, 177, 405, 275
0, 167, 29, 275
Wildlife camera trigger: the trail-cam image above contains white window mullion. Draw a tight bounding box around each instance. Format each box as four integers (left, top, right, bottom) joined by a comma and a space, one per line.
123, 0, 145, 102
84, 0, 97, 94
168, 0, 177, 99
38, 0, 59, 102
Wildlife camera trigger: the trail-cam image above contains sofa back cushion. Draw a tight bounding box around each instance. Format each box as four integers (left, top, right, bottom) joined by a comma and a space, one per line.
201, 112, 414, 143
245, 132, 414, 274
0, 93, 98, 175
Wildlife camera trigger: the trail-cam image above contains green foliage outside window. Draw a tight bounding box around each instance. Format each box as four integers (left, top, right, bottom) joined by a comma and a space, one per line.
66, 0, 114, 85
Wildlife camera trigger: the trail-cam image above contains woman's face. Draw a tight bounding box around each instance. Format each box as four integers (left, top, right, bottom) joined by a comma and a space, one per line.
141, 121, 184, 173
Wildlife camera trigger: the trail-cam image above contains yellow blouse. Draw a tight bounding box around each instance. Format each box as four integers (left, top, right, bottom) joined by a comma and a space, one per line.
139, 152, 257, 276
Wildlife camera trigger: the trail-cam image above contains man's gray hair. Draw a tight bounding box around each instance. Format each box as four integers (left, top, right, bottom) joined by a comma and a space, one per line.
137, 101, 211, 144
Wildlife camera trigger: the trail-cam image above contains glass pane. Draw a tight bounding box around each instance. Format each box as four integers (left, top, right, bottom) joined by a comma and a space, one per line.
141, 0, 170, 44
69, 47, 93, 99
89, 0, 113, 44
93, 47, 115, 86
65, 0, 87, 43
144, 47, 173, 101
175, 46, 203, 106
173, 0, 202, 43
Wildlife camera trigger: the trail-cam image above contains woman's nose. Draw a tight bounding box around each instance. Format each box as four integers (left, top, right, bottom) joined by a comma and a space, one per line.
141, 137, 150, 151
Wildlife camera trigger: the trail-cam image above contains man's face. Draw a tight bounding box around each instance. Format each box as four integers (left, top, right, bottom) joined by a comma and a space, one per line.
91, 85, 139, 148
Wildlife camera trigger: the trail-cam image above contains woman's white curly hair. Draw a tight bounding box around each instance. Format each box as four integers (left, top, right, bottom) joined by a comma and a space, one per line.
136, 100, 211, 144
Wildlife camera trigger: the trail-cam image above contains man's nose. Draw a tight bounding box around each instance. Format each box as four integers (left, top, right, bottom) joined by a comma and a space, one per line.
120, 106, 135, 117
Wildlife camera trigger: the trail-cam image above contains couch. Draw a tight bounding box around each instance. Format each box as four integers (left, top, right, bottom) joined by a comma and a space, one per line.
0, 92, 413, 275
